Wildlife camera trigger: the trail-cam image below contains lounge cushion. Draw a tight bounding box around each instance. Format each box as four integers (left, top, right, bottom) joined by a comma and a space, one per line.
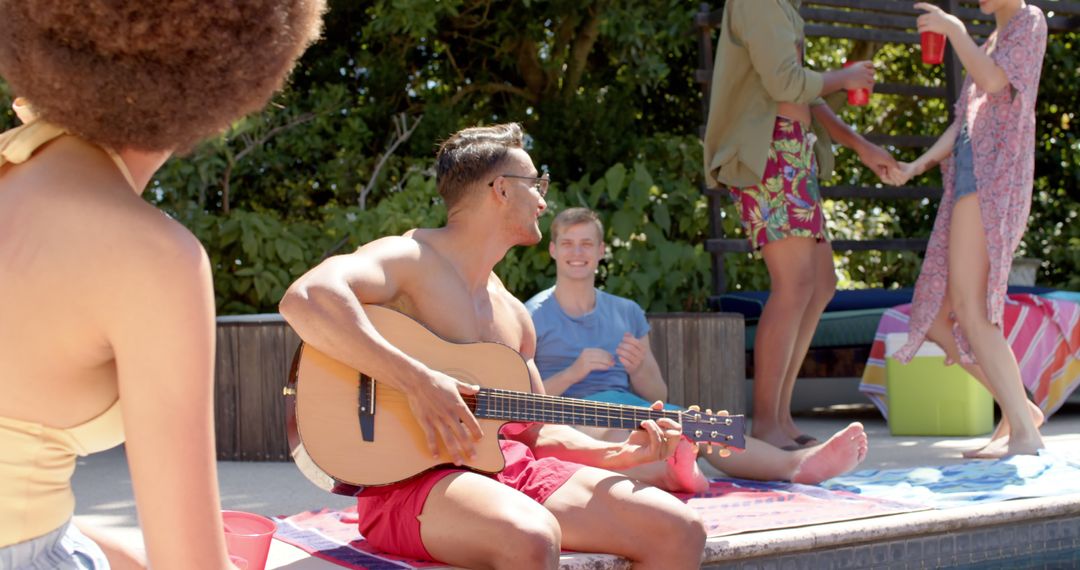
714, 285, 1056, 320
744, 308, 888, 351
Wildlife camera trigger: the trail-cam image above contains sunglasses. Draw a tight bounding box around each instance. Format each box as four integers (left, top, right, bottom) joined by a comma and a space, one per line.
488, 173, 551, 198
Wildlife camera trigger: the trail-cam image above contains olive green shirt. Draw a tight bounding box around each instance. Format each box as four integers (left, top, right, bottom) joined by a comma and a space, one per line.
703, 0, 835, 189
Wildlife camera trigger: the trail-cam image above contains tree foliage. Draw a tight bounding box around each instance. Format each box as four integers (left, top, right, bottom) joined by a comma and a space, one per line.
1, 2, 1077, 313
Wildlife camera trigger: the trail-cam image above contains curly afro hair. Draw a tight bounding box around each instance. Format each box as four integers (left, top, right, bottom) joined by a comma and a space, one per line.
0, 0, 326, 151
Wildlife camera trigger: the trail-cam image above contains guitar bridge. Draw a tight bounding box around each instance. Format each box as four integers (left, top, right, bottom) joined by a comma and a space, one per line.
358, 374, 376, 442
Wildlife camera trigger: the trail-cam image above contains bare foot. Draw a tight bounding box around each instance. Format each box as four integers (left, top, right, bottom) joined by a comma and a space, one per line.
962, 400, 1045, 459
964, 437, 1009, 459
790, 423, 869, 485
664, 439, 709, 493
965, 432, 1045, 459
1006, 433, 1045, 457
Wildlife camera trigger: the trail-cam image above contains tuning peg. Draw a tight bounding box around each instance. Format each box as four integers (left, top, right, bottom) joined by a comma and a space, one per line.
687, 404, 701, 412
705, 408, 713, 415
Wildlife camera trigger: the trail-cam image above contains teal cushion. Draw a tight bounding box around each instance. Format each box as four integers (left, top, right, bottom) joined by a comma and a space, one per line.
744, 308, 887, 351
1042, 290, 1080, 305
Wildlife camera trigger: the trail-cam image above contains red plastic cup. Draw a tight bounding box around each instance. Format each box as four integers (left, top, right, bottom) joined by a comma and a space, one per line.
843, 61, 871, 106
229, 555, 249, 570
921, 32, 946, 65
222, 510, 276, 570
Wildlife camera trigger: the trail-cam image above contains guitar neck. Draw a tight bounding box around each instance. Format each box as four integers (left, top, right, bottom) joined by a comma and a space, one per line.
465, 388, 680, 430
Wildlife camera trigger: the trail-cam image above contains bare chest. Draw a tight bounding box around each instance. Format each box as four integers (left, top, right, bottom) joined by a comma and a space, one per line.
392, 278, 524, 352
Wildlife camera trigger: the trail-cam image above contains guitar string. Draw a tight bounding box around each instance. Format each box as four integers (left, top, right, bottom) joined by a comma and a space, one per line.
472, 391, 727, 424
469, 389, 679, 422
462, 388, 738, 434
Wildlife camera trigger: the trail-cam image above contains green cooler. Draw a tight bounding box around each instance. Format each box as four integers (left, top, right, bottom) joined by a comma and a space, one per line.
885, 332, 994, 436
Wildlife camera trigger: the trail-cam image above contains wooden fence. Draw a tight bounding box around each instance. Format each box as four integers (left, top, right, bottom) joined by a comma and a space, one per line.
213, 312, 744, 461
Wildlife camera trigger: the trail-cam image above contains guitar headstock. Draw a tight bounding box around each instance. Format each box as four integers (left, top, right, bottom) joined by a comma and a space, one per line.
679, 407, 746, 453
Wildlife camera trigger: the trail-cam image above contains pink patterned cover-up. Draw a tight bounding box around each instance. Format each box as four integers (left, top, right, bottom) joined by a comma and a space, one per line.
895, 5, 1048, 364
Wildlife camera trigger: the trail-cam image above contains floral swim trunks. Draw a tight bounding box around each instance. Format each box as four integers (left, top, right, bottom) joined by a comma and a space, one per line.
729, 117, 830, 249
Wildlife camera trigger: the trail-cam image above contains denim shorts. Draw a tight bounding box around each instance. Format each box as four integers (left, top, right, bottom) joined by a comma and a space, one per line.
0, 521, 109, 569
953, 124, 977, 201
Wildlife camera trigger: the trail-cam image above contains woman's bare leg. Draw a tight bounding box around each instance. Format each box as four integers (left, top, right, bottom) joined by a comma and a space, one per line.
945, 195, 1043, 456
922, 297, 1044, 457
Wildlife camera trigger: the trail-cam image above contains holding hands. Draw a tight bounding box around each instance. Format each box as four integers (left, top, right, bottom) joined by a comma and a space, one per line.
857, 141, 900, 182
883, 160, 923, 187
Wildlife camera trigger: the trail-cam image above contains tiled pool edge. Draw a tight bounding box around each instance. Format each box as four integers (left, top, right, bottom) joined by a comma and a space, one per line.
554, 494, 1080, 569
698, 494, 1080, 569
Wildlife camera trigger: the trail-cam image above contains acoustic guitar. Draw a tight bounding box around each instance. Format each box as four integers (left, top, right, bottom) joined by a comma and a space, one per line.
285, 304, 745, 494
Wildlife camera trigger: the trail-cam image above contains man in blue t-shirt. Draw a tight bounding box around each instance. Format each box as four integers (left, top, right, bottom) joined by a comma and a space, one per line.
527, 208, 871, 485
527, 272, 668, 406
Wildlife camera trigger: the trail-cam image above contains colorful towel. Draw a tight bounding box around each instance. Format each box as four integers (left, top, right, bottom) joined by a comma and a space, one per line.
860, 294, 1080, 418
272, 479, 924, 570
822, 450, 1080, 509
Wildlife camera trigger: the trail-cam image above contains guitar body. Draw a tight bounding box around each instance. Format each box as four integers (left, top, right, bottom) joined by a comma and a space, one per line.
292, 304, 531, 488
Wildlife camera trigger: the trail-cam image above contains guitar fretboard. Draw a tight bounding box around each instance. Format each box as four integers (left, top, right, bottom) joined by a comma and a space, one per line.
466, 387, 682, 430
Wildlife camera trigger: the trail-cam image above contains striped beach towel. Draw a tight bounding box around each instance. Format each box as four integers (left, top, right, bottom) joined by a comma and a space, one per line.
272, 480, 924, 570
860, 294, 1080, 419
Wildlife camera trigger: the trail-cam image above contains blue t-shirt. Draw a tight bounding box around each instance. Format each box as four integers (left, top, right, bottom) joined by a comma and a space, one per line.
525, 286, 650, 399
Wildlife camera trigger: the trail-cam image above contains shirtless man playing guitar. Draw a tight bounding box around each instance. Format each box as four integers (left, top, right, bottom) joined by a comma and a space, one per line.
280, 123, 708, 569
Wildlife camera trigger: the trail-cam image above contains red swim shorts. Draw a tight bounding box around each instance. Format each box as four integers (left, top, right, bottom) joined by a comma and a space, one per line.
354, 425, 584, 561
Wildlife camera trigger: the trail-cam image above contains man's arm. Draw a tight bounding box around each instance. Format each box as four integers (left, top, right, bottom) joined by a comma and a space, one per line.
279, 236, 482, 463
810, 103, 898, 180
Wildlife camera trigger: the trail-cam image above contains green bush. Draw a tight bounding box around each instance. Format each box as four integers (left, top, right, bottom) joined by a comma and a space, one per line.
2, 4, 1076, 314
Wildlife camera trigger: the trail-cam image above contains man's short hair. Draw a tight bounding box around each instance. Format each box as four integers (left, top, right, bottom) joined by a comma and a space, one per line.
550, 207, 604, 243
435, 123, 524, 208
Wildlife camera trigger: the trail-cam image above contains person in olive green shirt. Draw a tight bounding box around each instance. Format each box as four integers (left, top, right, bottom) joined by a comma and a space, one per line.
703, 0, 898, 450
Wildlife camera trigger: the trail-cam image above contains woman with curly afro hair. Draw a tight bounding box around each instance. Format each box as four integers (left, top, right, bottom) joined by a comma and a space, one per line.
0, 1, 325, 568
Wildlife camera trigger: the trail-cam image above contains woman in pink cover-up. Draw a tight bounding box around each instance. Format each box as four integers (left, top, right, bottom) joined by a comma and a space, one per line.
886, 1, 1048, 458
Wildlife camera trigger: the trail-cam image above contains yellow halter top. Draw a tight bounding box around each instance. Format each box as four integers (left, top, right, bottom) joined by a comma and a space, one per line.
0, 120, 129, 547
